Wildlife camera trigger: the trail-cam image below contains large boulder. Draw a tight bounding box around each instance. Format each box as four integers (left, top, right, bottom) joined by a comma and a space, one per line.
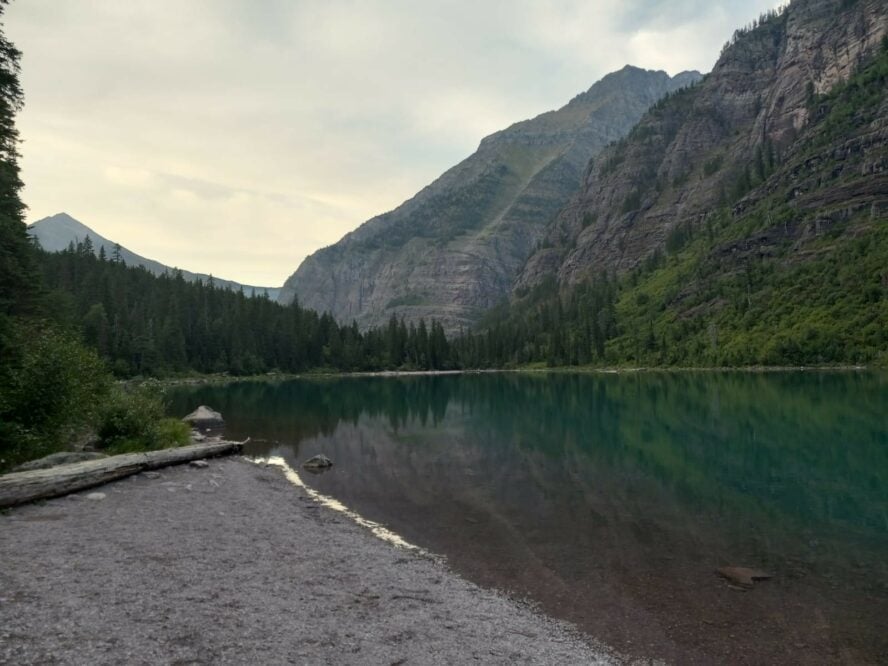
12, 451, 108, 472
183, 405, 224, 426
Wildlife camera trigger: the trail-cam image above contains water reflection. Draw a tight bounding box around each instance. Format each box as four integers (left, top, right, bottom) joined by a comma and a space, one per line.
168, 372, 888, 664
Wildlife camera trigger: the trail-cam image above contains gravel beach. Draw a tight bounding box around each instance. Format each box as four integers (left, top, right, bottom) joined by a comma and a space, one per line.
0, 457, 617, 665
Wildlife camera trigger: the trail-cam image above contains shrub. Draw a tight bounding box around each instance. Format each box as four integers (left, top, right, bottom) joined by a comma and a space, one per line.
97, 387, 189, 453
0, 324, 112, 469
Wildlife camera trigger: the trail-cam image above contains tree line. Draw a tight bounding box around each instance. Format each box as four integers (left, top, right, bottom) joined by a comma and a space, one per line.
37, 238, 623, 376
39, 240, 457, 375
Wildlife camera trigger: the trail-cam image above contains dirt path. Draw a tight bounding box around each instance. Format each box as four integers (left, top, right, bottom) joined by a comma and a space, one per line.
0, 458, 617, 665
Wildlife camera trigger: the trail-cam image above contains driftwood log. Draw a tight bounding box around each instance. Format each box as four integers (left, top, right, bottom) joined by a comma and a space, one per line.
0, 441, 244, 509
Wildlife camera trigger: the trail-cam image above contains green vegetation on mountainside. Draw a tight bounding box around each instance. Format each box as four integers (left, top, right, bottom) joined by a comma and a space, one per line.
464, 40, 888, 368
612, 43, 888, 367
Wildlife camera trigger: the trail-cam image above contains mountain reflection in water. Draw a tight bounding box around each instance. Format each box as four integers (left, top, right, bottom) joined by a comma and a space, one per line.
168, 372, 888, 664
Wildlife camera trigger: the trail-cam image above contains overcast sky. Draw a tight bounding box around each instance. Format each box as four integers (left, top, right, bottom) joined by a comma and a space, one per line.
7, 0, 779, 287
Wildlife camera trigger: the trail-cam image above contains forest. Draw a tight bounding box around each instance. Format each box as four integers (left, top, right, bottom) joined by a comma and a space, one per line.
40, 240, 454, 375
36, 239, 629, 375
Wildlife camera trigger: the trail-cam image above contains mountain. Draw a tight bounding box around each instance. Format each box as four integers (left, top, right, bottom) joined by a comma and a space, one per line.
29, 213, 281, 300
516, 0, 887, 291
279, 66, 701, 332
494, 0, 888, 366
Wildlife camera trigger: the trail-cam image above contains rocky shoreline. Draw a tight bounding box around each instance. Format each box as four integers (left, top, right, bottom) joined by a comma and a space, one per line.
134, 364, 876, 393
0, 457, 618, 665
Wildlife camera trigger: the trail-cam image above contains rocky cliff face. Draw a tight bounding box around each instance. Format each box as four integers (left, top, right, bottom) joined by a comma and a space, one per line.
516, 0, 887, 291
279, 67, 700, 332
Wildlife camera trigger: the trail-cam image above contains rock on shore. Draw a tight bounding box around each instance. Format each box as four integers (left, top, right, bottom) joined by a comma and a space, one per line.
183, 405, 224, 426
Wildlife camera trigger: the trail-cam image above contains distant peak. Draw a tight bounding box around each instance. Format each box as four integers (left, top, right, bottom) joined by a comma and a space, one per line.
602, 65, 703, 84
29, 212, 85, 228
612, 64, 662, 77
598, 65, 668, 85
573, 65, 671, 102
672, 69, 704, 83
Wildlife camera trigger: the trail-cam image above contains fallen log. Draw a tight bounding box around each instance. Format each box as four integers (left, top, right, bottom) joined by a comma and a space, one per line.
0, 440, 244, 509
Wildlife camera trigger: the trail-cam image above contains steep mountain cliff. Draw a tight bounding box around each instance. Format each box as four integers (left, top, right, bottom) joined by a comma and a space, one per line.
490, 0, 888, 366
30, 213, 280, 299
517, 0, 887, 289
279, 67, 701, 332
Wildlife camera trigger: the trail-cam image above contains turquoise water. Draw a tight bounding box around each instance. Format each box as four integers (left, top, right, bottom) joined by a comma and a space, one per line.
168, 372, 888, 663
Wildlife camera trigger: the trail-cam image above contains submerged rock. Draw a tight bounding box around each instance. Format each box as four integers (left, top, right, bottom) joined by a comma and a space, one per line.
189, 460, 209, 469
12, 451, 107, 473
183, 405, 224, 426
717, 566, 772, 588
302, 454, 333, 471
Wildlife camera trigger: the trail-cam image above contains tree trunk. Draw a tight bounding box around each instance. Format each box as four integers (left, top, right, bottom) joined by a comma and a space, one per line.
0, 441, 244, 509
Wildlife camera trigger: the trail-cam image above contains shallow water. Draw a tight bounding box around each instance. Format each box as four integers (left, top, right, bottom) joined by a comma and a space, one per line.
168, 371, 888, 664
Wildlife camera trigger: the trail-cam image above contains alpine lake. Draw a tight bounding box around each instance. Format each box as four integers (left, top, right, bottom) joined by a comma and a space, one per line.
167, 371, 888, 664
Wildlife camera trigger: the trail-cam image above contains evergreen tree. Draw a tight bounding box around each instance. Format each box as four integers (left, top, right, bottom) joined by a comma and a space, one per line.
0, 0, 39, 349
0, 5, 155, 469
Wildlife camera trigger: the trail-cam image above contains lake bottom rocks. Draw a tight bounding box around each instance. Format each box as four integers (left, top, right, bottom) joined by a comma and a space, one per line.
302, 454, 333, 471
717, 566, 772, 588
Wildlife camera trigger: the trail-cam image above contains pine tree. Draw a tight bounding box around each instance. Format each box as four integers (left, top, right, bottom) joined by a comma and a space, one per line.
80, 234, 94, 257
0, 0, 40, 340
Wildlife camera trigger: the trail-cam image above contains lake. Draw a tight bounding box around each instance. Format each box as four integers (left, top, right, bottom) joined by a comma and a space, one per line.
167, 371, 888, 664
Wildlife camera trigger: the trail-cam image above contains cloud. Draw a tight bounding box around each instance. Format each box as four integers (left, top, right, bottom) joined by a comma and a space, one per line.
7, 0, 778, 286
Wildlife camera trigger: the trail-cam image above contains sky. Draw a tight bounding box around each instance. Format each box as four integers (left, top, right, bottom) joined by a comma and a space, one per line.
6, 0, 780, 287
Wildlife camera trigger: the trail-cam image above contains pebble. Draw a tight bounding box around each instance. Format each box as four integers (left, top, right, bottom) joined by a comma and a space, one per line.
85, 492, 106, 501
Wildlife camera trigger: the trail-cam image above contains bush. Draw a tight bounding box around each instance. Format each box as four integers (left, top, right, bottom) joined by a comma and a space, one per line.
153, 418, 192, 448
0, 324, 112, 469
97, 387, 189, 453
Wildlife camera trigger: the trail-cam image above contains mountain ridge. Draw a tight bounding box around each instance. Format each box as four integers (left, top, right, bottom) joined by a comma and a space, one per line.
279, 66, 701, 332
29, 213, 281, 300
516, 0, 887, 290
467, 0, 888, 368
